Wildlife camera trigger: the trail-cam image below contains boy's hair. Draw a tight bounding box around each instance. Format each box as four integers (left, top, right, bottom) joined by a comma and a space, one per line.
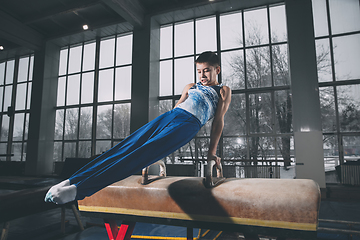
195, 51, 220, 67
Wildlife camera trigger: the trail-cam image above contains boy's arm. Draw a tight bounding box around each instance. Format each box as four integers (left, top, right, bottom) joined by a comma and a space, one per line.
207, 86, 231, 166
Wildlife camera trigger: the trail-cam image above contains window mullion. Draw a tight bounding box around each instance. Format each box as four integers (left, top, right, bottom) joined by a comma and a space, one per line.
6, 57, 19, 161
172, 22, 175, 108
111, 36, 118, 147
92, 37, 101, 156
76, 43, 85, 157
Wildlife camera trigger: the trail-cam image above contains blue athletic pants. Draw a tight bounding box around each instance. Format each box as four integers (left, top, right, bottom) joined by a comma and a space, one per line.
69, 108, 201, 200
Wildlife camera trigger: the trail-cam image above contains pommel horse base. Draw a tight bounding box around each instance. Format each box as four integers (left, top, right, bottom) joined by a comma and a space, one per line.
78, 161, 320, 240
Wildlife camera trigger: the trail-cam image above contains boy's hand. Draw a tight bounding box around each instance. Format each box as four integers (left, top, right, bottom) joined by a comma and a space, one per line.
207, 154, 221, 168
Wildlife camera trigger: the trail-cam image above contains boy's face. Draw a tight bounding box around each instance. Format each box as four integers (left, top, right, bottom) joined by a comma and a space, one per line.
196, 62, 221, 86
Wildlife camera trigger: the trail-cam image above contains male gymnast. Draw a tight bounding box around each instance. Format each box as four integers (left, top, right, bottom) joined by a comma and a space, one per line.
45, 51, 231, 204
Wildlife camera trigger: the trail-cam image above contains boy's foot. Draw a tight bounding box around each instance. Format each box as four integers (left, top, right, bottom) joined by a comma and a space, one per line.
45, 180, 77, 204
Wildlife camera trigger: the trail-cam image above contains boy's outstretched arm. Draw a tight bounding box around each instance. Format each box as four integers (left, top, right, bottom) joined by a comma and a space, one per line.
207, 86, 231, 166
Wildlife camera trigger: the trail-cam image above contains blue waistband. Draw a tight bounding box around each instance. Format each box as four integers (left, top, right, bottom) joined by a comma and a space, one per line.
173, 107, 202, 128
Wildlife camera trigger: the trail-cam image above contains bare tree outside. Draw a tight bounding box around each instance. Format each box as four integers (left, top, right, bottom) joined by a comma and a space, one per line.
220, 25, 293, 169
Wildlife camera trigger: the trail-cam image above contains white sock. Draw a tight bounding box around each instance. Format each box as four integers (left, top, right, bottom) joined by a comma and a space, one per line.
45, 180, 76, 204
52, 185, 77, 204
58, 179, 71, 187
47, 179, 70, 194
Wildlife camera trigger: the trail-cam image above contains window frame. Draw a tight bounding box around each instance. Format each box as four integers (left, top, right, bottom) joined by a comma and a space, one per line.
54, 33, 133, 162
159, 4, 292, 171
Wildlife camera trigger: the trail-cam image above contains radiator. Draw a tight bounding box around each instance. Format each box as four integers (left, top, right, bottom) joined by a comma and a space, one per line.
341, 165, 360, 185
242, 165, 280, 178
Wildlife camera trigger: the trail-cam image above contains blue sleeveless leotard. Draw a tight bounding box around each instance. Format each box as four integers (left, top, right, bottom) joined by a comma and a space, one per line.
177, 82, 223, 126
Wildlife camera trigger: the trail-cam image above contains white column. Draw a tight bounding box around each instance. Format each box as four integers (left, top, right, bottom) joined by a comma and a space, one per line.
285, 0, 326, 188
26, 42, 60, 175
130, 17, 160, 133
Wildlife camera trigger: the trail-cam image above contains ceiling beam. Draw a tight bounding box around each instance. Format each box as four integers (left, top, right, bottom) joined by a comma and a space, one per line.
23, 0, 100, 24
101, 0, 144, 27
0, 10, 44, 51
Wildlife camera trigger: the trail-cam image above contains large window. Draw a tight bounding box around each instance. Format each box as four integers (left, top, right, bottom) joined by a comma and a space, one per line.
0, 55, 33, 161
55, 33, 133, 162
313, 0, 360, 177
159, 4, 291, 177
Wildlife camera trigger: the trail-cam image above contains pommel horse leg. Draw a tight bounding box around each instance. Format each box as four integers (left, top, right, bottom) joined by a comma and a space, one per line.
104, 219, 135, 240
187, 228, 194, 240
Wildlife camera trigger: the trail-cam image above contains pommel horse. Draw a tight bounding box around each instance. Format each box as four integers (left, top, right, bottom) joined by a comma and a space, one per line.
78, 160, 321, 240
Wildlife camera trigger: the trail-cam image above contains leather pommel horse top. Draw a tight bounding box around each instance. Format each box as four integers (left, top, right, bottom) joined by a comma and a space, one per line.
78, 176, 320, 232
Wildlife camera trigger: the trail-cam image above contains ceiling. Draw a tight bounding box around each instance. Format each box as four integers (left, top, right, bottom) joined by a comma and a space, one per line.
0, 0, 283, 60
